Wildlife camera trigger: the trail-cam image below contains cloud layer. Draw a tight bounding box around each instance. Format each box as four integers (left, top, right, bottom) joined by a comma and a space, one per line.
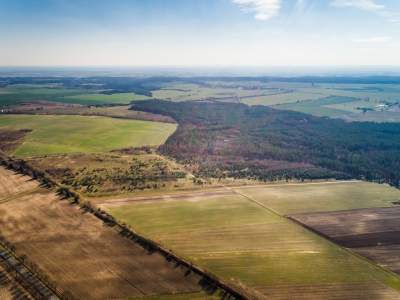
352, 36, 392, 43
330, 0, 384, 12
232, 0, 281, 20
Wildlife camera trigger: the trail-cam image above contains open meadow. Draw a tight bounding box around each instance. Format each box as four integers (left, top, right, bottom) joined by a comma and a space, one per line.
0, 114, 176, 157
104, 181, 400, 299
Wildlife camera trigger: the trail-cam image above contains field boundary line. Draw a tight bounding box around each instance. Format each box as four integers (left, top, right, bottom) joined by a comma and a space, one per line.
228, 184, 400, 293
0, 152, 255, 300
287, 216, 400, 285
225, 185, 282, 218
0, 240, 64, 300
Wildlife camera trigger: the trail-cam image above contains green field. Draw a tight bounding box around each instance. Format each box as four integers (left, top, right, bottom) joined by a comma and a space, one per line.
242, 91, 326, 106
152, 83, 270, 102
107, 183, 400, 299
0, 114, 176, 157
235, 181, 400, 215
0, 85, 152, 106
62, 92, 152, 104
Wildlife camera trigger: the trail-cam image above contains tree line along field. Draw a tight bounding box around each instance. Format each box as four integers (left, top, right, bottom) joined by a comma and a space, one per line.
103, 181, 400, 299
0, 264, 33, 300
0, 167, 206, 300
0, 114, 176, 157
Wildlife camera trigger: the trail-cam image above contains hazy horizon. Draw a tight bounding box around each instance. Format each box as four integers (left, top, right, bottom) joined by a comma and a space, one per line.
2, 65, 400, 78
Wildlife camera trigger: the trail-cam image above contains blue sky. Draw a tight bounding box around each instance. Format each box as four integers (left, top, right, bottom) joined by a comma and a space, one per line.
1, 0, 399, 66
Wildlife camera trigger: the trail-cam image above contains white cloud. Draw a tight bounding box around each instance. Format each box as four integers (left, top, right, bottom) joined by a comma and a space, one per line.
232, 0, 281, 20
330, 0, 385, 12
352, 36, 392, 43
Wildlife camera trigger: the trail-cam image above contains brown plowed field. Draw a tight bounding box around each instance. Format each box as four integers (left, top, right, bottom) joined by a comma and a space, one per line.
0, 167, 202, 299
0, 167, 39, 199
290, 207, 400, 275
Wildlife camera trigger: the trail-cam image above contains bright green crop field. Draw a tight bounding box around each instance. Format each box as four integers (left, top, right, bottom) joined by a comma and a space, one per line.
0, 114, 176, 157
107, 185, 400, 299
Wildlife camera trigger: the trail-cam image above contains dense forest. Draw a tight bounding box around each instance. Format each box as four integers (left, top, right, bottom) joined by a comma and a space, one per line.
132, 100, 400, 187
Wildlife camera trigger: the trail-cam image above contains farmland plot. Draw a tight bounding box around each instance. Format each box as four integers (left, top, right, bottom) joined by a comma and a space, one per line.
106, 185, 400, 299
0, 115, 176, 157
0, 167, 202, 300
290, 206, 400, 275
234, 181, 400, 215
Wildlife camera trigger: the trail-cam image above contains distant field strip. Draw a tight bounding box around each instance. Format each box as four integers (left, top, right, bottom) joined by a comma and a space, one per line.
0, 114, 176, 156
0, 86, 151, 105
106, 181, 400, 299
0, 167, 202, 300
62, 92, 152, 104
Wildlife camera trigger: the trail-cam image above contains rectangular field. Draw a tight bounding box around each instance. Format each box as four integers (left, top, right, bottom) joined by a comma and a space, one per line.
0, 167, 202, 300
0, 114, 176, 157
290, 206, 400, 275
234, 181, 400, 215
105, 183, 400, 299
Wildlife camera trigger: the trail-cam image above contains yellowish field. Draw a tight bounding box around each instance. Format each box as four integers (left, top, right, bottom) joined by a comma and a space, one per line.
235, 181, 400, 215
106, 181, 400, 299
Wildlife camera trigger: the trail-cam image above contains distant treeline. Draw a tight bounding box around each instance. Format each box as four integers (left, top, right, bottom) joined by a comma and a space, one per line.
132, 100, 400, 188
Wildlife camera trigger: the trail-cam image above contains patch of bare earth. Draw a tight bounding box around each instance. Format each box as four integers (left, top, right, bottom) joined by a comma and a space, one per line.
0, 129, 31, 153
290, 207, 400, 275
0, 167, 202, 299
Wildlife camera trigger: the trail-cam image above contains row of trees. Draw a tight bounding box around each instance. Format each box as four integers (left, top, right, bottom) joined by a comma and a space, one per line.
0, 235, 75, 300
0, 152, 249, 300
